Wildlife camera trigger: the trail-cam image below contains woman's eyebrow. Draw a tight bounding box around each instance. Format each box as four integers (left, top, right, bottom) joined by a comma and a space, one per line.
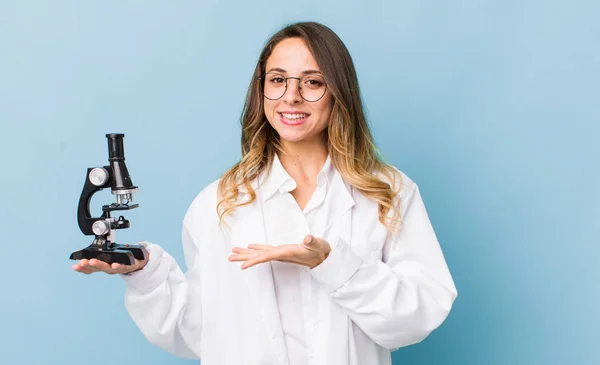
265, 67, 322, 75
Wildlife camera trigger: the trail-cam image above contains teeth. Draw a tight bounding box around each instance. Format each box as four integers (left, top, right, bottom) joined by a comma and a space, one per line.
282, 113, 307, 120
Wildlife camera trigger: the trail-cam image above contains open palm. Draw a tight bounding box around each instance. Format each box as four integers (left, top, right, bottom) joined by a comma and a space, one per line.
229, 235, 331, 270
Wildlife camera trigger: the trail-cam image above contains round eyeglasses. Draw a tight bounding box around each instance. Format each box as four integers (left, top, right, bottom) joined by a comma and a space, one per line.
257, 72, 328, 102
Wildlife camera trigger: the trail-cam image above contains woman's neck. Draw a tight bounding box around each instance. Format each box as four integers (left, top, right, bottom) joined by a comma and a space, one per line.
278, 137, 328, 184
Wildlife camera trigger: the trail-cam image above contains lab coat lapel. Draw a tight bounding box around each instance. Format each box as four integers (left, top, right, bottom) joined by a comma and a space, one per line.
233, 182, 289, 365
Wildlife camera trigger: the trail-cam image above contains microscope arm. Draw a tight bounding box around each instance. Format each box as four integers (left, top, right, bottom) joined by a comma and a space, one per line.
77, 167, 109, 236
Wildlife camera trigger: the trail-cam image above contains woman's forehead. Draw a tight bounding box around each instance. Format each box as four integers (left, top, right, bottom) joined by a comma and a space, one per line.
266, 38, 321, 74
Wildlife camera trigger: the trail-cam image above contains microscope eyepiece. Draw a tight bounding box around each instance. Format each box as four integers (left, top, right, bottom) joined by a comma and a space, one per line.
106, 133, 126, 161
105, 133, 138, 195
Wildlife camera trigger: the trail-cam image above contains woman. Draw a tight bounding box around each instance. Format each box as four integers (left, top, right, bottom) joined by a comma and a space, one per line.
72, 21, 458, 365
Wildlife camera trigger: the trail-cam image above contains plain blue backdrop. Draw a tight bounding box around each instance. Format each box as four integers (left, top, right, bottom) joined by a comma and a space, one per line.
1, 1, 598, 364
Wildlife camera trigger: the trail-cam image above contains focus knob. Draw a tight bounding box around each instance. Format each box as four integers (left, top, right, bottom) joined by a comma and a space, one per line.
92, 220, 110, 235
89, 167, 109, 186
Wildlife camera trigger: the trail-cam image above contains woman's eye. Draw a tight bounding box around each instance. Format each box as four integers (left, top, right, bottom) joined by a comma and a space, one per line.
270, 77, 284, 84
304, 79, 324, 87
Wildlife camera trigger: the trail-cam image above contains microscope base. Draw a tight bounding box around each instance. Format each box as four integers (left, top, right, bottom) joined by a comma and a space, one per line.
70, 243, 147, 265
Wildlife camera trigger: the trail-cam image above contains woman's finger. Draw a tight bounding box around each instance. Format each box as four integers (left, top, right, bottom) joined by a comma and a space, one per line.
78, 259, 120, 274
111, 262, 136, 274
228, 251, 262, 262
72, 263, 96, 275
89, 259, 113, 273
231, 247, 255, 254
107, 261, 139, 275
78, 259, 100, 272
240, 250, 283, 270
72, 258, 143, 275
246, 244, 272, 250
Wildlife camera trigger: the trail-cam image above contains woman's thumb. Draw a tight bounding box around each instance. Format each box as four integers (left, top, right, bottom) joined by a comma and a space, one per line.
303, 235, 314, 245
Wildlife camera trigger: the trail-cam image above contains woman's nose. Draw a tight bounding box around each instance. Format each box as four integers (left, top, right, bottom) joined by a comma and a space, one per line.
283, 79, 302, 104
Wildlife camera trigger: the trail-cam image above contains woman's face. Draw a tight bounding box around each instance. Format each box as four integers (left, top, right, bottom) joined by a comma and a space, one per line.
262, 37, 333, 146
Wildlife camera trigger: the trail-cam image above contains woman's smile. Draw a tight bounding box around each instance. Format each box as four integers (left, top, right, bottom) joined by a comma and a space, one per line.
279, 111, 310, 126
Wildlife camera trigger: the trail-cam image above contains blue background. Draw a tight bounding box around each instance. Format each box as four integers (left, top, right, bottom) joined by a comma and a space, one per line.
1, 1, 598, 364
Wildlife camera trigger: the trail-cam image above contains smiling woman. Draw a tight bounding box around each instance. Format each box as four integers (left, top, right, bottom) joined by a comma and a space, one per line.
72, 21, 458, 365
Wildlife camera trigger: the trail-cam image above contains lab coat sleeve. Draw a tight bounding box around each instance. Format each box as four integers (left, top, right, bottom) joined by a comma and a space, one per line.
309, 182, 458, 350
120, 212, 205, 359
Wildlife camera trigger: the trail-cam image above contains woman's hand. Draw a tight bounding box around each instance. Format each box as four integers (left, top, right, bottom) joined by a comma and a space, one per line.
72, 250, 149, 275
229, 235, 331, 270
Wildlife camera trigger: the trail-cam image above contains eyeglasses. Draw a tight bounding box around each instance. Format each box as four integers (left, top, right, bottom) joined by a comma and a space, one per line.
257, 72, 328, 102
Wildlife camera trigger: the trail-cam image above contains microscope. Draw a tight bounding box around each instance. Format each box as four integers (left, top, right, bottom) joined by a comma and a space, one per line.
70, 133, 147, 265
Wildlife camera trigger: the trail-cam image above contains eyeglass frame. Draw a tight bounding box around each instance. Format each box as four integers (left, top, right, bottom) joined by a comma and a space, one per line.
256, 72, 328, 102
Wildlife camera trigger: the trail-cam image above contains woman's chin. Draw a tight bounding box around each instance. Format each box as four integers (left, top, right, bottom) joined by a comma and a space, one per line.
278, 132, 306, 143
272, 123, 325, 145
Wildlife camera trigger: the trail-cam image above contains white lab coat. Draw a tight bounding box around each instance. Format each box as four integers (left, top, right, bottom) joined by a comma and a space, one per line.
122, 167, 458, 365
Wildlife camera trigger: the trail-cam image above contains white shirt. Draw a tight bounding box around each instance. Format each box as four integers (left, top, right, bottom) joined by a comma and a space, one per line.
121, 155, 458, 365
263, 154, 335, 365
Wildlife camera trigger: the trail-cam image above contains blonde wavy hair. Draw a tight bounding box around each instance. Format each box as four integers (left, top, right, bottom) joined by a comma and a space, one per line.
217, 21, 403, 233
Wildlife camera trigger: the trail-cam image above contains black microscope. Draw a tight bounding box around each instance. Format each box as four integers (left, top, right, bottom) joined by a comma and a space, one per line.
70, 133, 147, 265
